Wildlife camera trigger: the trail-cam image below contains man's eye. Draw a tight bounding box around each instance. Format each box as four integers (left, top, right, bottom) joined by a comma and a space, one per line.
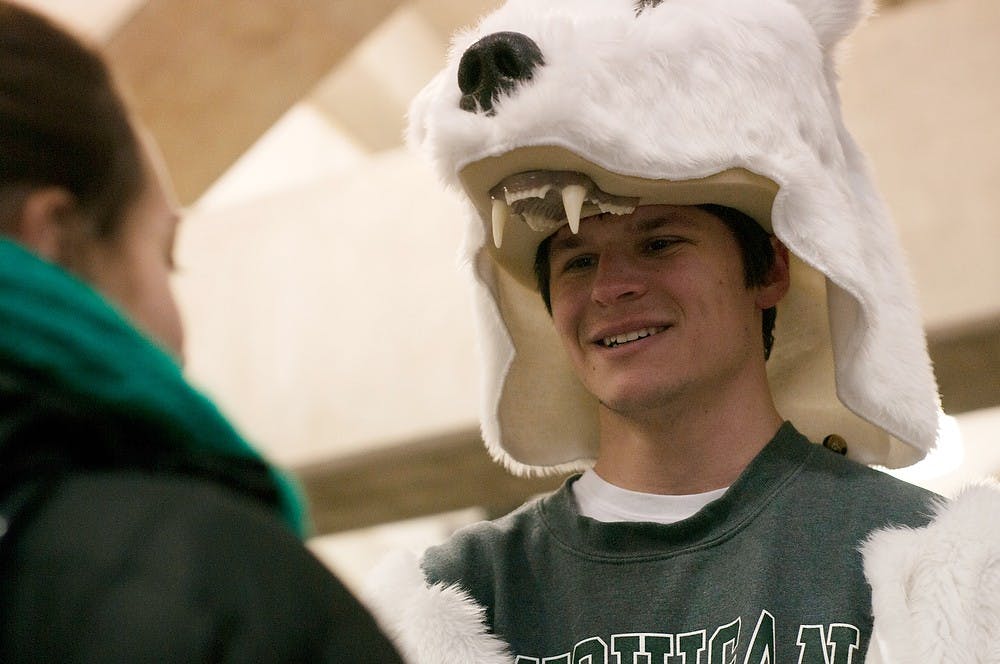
562, 254, 596, 273
644, 237, 680, 253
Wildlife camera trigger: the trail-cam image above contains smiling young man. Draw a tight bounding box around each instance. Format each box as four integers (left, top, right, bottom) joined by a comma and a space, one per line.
545, 205, 790, 496
374, 187, 936, 662
365, 0, 1000, 662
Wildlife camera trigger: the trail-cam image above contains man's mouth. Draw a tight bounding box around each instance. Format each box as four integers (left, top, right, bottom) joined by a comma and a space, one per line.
599, 326, 668, 348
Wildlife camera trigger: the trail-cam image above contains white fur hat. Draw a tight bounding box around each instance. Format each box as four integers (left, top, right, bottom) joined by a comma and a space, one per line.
408, 0, 942, 475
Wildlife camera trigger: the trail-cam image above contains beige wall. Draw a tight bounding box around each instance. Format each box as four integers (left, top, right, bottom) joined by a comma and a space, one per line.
840, 0, 1000, 331
175, 148, 480, 466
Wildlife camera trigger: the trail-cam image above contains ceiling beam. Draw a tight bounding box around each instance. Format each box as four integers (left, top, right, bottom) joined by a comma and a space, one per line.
297, 319, 1000, 536
296, 427, 565, 535
929, 318, 1000, 415
105, 0, 403, 204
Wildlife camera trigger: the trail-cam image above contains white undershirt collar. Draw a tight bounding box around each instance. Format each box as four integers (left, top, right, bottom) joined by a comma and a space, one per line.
572, 468, 728, 525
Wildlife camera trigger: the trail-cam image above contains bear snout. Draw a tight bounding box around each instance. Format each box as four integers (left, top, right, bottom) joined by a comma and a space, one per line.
457, 31, 544, 115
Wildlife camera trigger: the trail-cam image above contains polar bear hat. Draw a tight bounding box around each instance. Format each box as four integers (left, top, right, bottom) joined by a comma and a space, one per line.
408, 0, 943, 475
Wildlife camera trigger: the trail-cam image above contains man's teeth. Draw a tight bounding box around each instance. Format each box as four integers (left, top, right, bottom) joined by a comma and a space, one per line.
601, 326, 667, 348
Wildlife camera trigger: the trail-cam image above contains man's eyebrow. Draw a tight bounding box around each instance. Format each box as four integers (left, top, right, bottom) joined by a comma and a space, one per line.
549, 233, 586, 254
632, 213, 687, 233
549, 211, 691, 253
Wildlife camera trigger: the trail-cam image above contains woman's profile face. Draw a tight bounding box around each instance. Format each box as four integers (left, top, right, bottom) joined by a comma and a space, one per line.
81, 139, 185, 360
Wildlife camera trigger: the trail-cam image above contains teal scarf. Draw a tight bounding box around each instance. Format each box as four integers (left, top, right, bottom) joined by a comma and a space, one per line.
0, 239, 308, 537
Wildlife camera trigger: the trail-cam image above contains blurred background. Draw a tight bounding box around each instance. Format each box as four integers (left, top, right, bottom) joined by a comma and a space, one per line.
19, 0, 1000, 589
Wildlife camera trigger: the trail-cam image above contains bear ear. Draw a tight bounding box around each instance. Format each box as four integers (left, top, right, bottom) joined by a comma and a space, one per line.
785, 0, 874, 51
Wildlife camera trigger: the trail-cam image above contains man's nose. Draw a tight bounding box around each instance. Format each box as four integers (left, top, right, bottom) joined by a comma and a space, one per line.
457, 31, 544, 115
591, 254, 647, 306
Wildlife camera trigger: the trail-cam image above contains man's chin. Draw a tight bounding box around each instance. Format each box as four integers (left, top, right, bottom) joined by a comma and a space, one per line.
596, 385, 684, 420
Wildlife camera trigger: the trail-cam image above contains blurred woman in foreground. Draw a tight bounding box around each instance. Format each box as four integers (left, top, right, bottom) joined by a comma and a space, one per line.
0, 3, 402, 661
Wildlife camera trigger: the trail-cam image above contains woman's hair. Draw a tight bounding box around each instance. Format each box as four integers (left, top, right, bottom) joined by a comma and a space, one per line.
0, 1, 143, 237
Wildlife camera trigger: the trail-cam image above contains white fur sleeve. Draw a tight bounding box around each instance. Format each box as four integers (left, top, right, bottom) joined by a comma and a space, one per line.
862, 482, 1000, 663
361, 550, 515, 664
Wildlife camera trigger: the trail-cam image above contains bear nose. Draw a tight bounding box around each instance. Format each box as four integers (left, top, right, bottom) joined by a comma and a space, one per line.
457, 31, 544, 115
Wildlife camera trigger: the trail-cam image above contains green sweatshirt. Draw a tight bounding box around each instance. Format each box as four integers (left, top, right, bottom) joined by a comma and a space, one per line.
423, 423, 937, 663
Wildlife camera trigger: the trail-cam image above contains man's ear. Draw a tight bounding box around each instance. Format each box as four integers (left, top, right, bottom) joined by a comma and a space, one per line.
10, 187, 77, 262
756, 236, 790, 309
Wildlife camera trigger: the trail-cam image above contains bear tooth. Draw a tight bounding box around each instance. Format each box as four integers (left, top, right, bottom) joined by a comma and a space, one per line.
562, 184, 587, 234
505, 184, 551, 205
598, 201, 637, 215
491, 198, 509, 248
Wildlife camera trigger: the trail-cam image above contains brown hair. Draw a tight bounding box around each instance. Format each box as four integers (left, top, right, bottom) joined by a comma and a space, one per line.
0, 2, 143, 237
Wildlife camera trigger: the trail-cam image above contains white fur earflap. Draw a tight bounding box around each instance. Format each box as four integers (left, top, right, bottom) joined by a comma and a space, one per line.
862, 482, 1000, 663
408, 0, 943, 474
361, 550, 514, 664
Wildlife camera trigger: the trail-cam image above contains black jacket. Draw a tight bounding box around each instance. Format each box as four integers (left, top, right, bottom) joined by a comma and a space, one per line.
0, 368, 403, 663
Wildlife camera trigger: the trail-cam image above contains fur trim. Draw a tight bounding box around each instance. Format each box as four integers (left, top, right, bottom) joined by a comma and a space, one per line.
361, 550, 514, 664
862, 482, 1000, 663
786, 0, 874, 51
408, 0, 943, 473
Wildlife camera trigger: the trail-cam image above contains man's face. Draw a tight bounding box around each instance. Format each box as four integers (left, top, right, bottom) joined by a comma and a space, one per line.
547, 204, 776, 416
